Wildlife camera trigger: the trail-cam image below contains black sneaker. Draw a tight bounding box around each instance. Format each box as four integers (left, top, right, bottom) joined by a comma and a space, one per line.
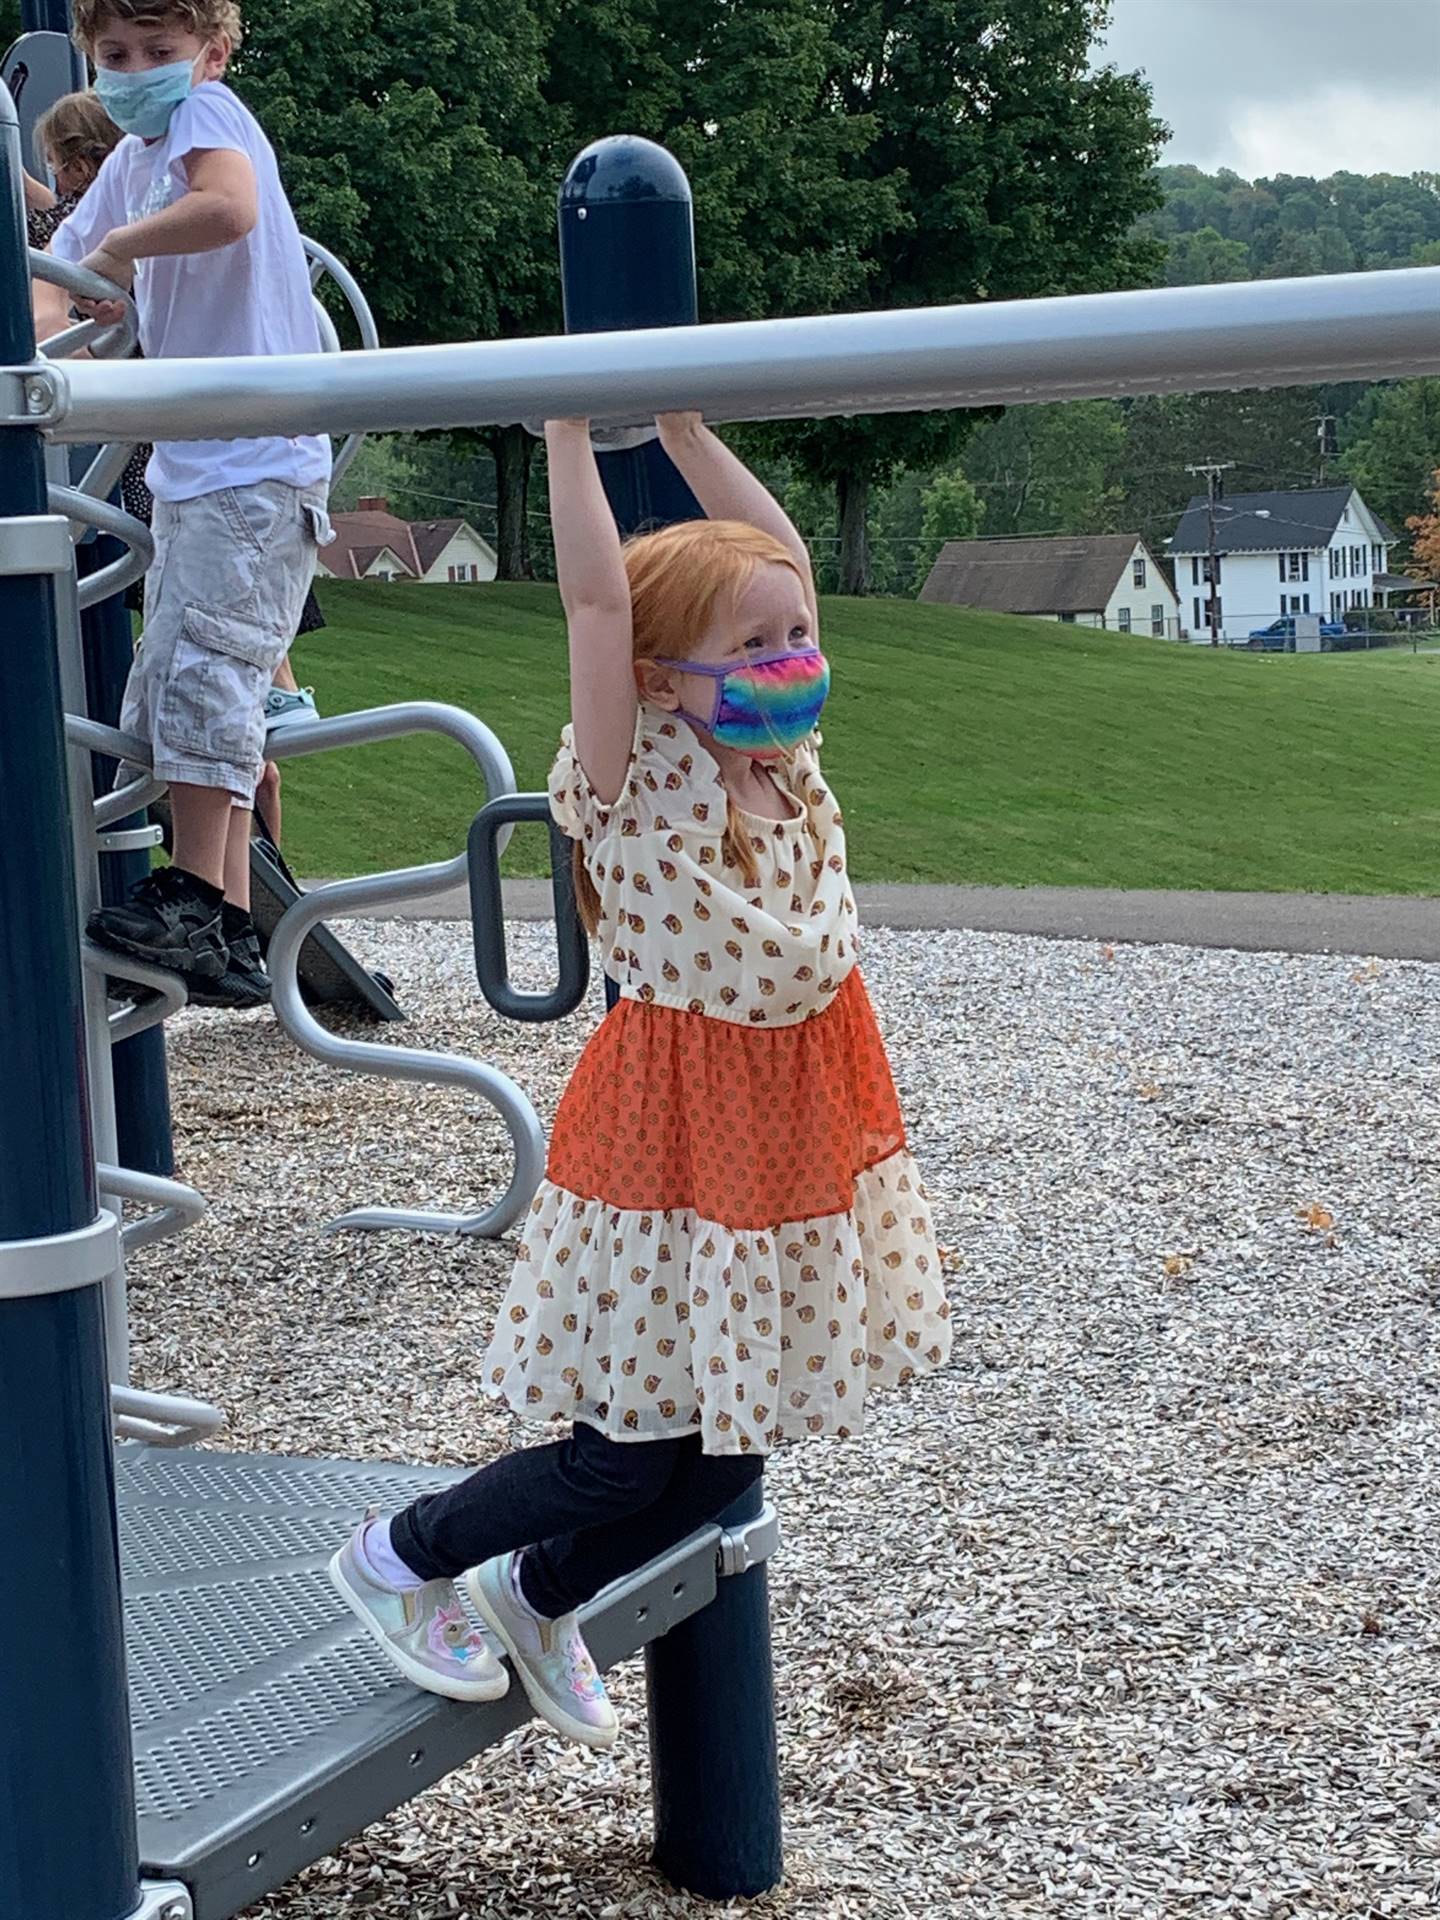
188, 929, 272, 1010
87, 868, 228, 981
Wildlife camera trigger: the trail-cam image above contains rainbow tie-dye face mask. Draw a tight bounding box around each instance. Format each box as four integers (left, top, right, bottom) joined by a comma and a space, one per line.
657, 647, 830, 757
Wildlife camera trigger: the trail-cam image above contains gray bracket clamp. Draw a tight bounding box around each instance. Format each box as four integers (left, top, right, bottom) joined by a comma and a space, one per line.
717, 1501, 781, 1578
0, 511, 74, 576
0, 1212, 120, 1300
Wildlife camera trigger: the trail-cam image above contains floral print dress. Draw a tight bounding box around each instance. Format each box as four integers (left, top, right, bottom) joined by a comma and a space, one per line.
484, 708, 952, 1454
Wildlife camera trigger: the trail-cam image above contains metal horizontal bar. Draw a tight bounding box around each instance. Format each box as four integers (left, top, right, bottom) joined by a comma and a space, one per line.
37, 267, 1440, 444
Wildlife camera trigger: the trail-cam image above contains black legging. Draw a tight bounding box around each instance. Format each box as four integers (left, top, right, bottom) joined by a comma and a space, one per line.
390, 1422, 764, 1618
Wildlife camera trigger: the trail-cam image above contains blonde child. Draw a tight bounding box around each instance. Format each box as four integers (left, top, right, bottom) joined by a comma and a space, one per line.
43, 0, 329, 1010
330, 415, 952, 1745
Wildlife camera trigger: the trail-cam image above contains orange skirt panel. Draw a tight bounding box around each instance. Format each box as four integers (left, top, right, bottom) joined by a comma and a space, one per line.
547, 970, 908, 1229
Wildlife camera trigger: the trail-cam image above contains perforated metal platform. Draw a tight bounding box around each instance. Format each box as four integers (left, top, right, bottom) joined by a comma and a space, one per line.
117, 1445, 721, 1920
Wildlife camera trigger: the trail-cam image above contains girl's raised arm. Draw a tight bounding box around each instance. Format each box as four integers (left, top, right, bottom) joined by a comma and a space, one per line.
545, 418, 637, 806
655, 412, 818, 627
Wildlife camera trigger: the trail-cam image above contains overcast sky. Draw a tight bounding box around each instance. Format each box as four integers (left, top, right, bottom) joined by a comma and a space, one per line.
1094, 0, 1439, 179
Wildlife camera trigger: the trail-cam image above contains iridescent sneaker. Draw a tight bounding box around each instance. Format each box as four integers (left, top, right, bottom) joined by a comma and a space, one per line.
263, 687, 319, 732
329, 1521, 509, 1704
467, 1551, 618, 1749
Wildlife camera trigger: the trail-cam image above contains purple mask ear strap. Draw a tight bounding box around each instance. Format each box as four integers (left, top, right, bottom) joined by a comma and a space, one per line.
651, 658, 721, 732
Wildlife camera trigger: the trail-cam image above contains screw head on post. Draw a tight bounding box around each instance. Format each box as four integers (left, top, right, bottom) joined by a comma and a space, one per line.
25, 375, 53, 415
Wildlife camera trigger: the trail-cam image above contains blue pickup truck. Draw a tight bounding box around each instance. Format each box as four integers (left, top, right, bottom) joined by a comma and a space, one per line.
1245, 616, 1347, 650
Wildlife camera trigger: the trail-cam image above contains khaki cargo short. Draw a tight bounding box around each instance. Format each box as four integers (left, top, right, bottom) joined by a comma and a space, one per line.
120, 480, 329, 805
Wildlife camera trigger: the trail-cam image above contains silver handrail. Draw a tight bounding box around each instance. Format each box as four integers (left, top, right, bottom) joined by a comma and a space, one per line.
29, 246, 139, 360
97, 1161, 205, 1254
266, 703, 544, 1238
312, 297, 341, 356
40, 265, 1440, 444
302, 233, 381, 493
48, 482, 153, 608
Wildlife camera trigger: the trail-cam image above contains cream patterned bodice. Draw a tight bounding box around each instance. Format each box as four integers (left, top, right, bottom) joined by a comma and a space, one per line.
550, 708, 860, 1028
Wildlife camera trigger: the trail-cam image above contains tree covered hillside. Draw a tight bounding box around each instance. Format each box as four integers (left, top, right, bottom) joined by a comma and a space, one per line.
1141, 163, 1440, 283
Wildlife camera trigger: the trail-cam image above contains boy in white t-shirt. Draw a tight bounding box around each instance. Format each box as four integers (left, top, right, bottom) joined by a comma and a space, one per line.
47, 0, 330, 1008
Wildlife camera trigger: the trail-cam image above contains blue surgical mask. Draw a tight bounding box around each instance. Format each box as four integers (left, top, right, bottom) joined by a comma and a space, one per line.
94, 58, 200, 140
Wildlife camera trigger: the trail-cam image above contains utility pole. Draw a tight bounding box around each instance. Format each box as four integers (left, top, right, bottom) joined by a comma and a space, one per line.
1187, 461, 1234, 646
1314, 412, 1338, 485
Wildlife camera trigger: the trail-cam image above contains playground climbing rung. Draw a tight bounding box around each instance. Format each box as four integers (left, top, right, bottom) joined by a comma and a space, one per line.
118, 1444, 734, 1920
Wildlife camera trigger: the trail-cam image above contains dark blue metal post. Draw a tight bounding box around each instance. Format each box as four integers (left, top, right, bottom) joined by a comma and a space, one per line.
81, 530, 175, 1177
646, 1478, 784, 1894
0, 80, 141, 1920
559, 134, 704, 1019
559, 135, 784, 1898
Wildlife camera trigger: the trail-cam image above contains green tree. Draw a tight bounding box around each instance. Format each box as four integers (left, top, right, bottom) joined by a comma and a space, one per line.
1164, 225, 1250, 285
1113, 388, 1328, 545
230, 0, 563, 577
546, 0, 901, 323
769, 0, 1164, 593
1144, 165, 1440, 279
962, 400, 1126, 538
1340, 380, 1440, 562
911, 469, 983, 593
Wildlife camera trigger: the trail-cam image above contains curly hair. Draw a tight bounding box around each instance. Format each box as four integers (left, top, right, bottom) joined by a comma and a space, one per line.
71, 0, 243, 53
34, 90, 124, 187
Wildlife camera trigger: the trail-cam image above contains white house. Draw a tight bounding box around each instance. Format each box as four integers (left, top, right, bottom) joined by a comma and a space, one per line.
1168, 485, 1394, 643
317, 498, 498, 585
919, 533, 1180, 634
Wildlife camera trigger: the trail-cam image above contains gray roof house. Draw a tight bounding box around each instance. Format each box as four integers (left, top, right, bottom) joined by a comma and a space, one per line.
919, 533, 1179, 633
1167, 484, 1399, 642
1169, 485, 1396, 557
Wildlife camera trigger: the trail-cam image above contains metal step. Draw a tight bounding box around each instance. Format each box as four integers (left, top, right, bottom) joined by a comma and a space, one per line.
119, 1444, 721, 1920
247, 832, 403, 1023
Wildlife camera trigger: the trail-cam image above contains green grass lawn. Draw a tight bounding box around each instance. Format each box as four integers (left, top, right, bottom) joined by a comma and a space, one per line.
282, 580, 1440, 894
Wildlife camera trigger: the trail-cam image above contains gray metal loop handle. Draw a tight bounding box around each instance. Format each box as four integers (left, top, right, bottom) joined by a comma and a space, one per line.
48, 482, 153, 609
97, 1161, 205, 1254
30, 246, 139, 360
468, 793, 590, 1023
302, 234, 379, 493
83, 941, 187, 1043
64, 714, 169, 830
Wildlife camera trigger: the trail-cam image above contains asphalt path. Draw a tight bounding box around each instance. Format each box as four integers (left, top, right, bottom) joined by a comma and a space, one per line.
320, 878, 1440, 961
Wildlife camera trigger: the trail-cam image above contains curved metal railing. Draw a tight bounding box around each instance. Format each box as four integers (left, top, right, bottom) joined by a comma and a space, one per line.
29, 245, 139, 360
265, 704, 545, 1237
48, 482, 153, 608
303, 233, 381, 492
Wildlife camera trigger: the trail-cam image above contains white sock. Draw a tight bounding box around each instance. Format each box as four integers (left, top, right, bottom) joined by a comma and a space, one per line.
358, 1516, 427, 1592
